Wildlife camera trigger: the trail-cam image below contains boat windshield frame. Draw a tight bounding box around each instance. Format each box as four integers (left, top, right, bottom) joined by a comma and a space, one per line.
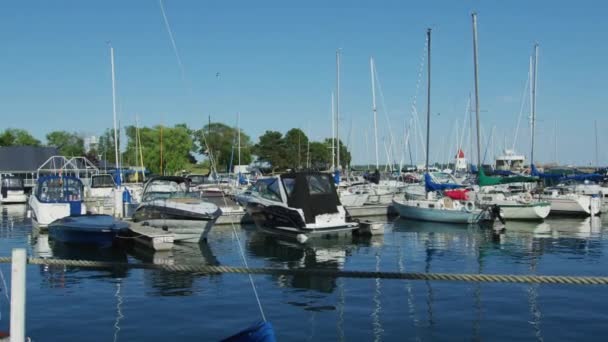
35, 176, 84, 203
1, 176, 24, 190
90, 174, 116, 188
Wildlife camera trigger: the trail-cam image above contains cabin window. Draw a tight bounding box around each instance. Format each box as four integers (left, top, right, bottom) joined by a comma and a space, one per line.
2, 177, 23, 189
306, 174, 332, 195
38, 177, 83, 202
91, 175, 115, 188
258, 179, 282, 202
282, 178, 296, 198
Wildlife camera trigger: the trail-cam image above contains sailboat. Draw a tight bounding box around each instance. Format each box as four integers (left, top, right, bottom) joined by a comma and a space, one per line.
392, 28, 496, 225
526, 44, 601, 217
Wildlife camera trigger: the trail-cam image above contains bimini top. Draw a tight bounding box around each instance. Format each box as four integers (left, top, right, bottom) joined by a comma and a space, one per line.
281, 171, 340, 224
35, 175, 84, 203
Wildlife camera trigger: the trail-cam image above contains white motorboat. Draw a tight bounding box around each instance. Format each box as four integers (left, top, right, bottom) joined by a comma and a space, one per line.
245, 172, 359, 243
540, 186, 601, 216
476, 189, 550, 221
0, 175, 27, 204
28, 175, 87, 228
338, 188, 369, 207
132, 176, 221, 242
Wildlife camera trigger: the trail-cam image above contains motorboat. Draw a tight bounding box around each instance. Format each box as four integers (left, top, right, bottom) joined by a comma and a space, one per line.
540, 186, 601, 216
245, 171, 359, 243
132, 176, 221, 242
28, 175, 87, 228
0, 175, 27, 204
48, 214, 129, 248
475, 188, 550, 221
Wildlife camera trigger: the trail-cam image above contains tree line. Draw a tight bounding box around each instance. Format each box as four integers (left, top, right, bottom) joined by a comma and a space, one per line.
0, 124, 352, 175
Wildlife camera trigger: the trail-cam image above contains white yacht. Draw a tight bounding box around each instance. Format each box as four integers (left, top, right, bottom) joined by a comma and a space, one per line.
540, 186, 601, 216
29, 175, 87, 228
0, 175, 27, 204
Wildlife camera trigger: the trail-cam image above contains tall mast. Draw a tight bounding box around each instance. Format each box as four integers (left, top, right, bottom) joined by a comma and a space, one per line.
370, 57, 379, 170
531, 43, 539, 166
425, 28, 432, 173
554, 121, 558, 164
109, 45, 120, 183
595, 120, 599, 167
237, 112, 241, 167
336, 49, 341, 170
472, 13, 482, 170
331, 92, 336, 170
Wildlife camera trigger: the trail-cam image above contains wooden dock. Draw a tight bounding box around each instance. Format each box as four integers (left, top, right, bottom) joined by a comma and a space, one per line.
126, 222, 174, 251
345, 204, 397, 218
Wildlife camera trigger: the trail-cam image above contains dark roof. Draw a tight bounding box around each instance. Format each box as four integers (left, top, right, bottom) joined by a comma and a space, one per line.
0, 146, 60, 172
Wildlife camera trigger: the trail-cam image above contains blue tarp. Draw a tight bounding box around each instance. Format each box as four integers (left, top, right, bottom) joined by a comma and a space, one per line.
532, 164, 603, 182
424, 173, 464, 193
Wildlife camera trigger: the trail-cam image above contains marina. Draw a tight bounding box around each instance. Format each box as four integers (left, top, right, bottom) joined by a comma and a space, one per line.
0, 1, 607, 340
1, 205, 608, 340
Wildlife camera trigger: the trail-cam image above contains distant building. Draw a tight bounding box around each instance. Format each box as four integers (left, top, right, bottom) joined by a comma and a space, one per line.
0, 146, 60, 187
84, 135, 98, 153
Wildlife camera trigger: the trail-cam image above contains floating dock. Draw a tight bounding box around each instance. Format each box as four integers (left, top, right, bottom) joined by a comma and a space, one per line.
346, 204, 396, 218
126, 222, 174, 251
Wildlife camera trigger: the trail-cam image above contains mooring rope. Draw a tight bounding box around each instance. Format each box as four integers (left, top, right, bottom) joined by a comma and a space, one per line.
0, 256, 606, 285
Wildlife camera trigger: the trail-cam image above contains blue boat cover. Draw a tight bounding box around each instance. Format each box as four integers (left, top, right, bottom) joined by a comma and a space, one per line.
333, 170, 341, 185
491, 170, 516, 176
532, 164, 603, 182
424, 173, 463, 193
221, 321, 276, 342
49, 215, 129, 232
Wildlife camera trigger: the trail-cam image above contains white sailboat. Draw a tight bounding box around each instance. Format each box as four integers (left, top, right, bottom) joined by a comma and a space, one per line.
392, 26, 494, 225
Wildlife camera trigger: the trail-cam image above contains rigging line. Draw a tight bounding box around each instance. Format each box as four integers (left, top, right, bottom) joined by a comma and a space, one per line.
157, 0, 266, 322
373, 63, 397, 164
158, 0, 187, 84
512, 69, 531, 152
409, 36, 428, 164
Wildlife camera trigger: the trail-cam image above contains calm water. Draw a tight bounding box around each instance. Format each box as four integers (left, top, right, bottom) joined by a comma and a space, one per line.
0, 204, 607, 341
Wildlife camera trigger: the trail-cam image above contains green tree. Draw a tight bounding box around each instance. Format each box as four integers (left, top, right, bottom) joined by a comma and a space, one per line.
123, 124, 197, 175
97, 129, 117, 164
194, 123, 253, 172
309, 141, 330, 169
46, 131, 85, 156
283, 128, 309, 169
253, 130, 287, 172
0, 129, 41, 146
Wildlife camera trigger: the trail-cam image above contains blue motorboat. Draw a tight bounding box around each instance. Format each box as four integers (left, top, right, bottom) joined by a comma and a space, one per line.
48, 215, 129, 248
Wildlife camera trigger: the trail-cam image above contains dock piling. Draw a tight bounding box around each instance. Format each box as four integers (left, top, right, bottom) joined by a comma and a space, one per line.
10, 248, 26, 342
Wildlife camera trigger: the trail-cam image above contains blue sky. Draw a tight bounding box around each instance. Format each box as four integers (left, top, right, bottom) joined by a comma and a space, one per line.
0, 0, 606, 166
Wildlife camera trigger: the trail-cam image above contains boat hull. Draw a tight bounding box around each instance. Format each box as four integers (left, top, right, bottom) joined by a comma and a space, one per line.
545, 196, 601, 217
247, 202, 358, 242
48, 215, 129, 248
139, 218, 217, 242
495, 202, 551, 221
392, 199, 484, 224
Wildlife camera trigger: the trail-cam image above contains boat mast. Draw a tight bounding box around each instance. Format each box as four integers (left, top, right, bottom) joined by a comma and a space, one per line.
472, 13, 482, 170
336, 49, 341, 171
595, 120, 599, 167
331, 92, 336, 171
238, 112, 241, 168
531, 43, 539, 166
370, 57, 379, 170
425, 28, 431, 174
109, 45, 120, 184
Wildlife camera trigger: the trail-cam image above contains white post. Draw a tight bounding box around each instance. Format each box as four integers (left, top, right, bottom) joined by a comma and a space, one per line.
336, 49, 341, 171
10, 248, 26, 342
370, 57, 379, 171
331, 92, 336, 171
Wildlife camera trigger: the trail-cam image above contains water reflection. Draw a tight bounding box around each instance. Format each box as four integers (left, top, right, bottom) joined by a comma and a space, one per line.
130, 242, 221, 297
247, 233, 361, 293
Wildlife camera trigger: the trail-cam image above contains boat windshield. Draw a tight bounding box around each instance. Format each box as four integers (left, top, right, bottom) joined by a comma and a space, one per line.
143, 180, 195, 201
91, 175, 115, 188
188, 175, 207, 185
255, 178, 282, 202
307, 174, 332, 195
2, 177, 23, 189
37, 177, 83, 203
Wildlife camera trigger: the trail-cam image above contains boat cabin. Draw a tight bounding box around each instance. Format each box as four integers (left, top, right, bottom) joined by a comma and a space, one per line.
142, 176, 197, 202
0, 175, 27, 203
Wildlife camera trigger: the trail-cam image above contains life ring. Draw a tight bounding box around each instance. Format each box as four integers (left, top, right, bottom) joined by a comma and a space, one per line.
464, 201, 476, 212
521, 192, 533, 203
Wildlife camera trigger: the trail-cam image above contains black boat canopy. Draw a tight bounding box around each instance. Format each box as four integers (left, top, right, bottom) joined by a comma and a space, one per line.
281, 172, 341, 224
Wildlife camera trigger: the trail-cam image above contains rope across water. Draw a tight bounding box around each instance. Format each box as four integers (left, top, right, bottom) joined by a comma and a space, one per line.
0, 257, 606, 285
